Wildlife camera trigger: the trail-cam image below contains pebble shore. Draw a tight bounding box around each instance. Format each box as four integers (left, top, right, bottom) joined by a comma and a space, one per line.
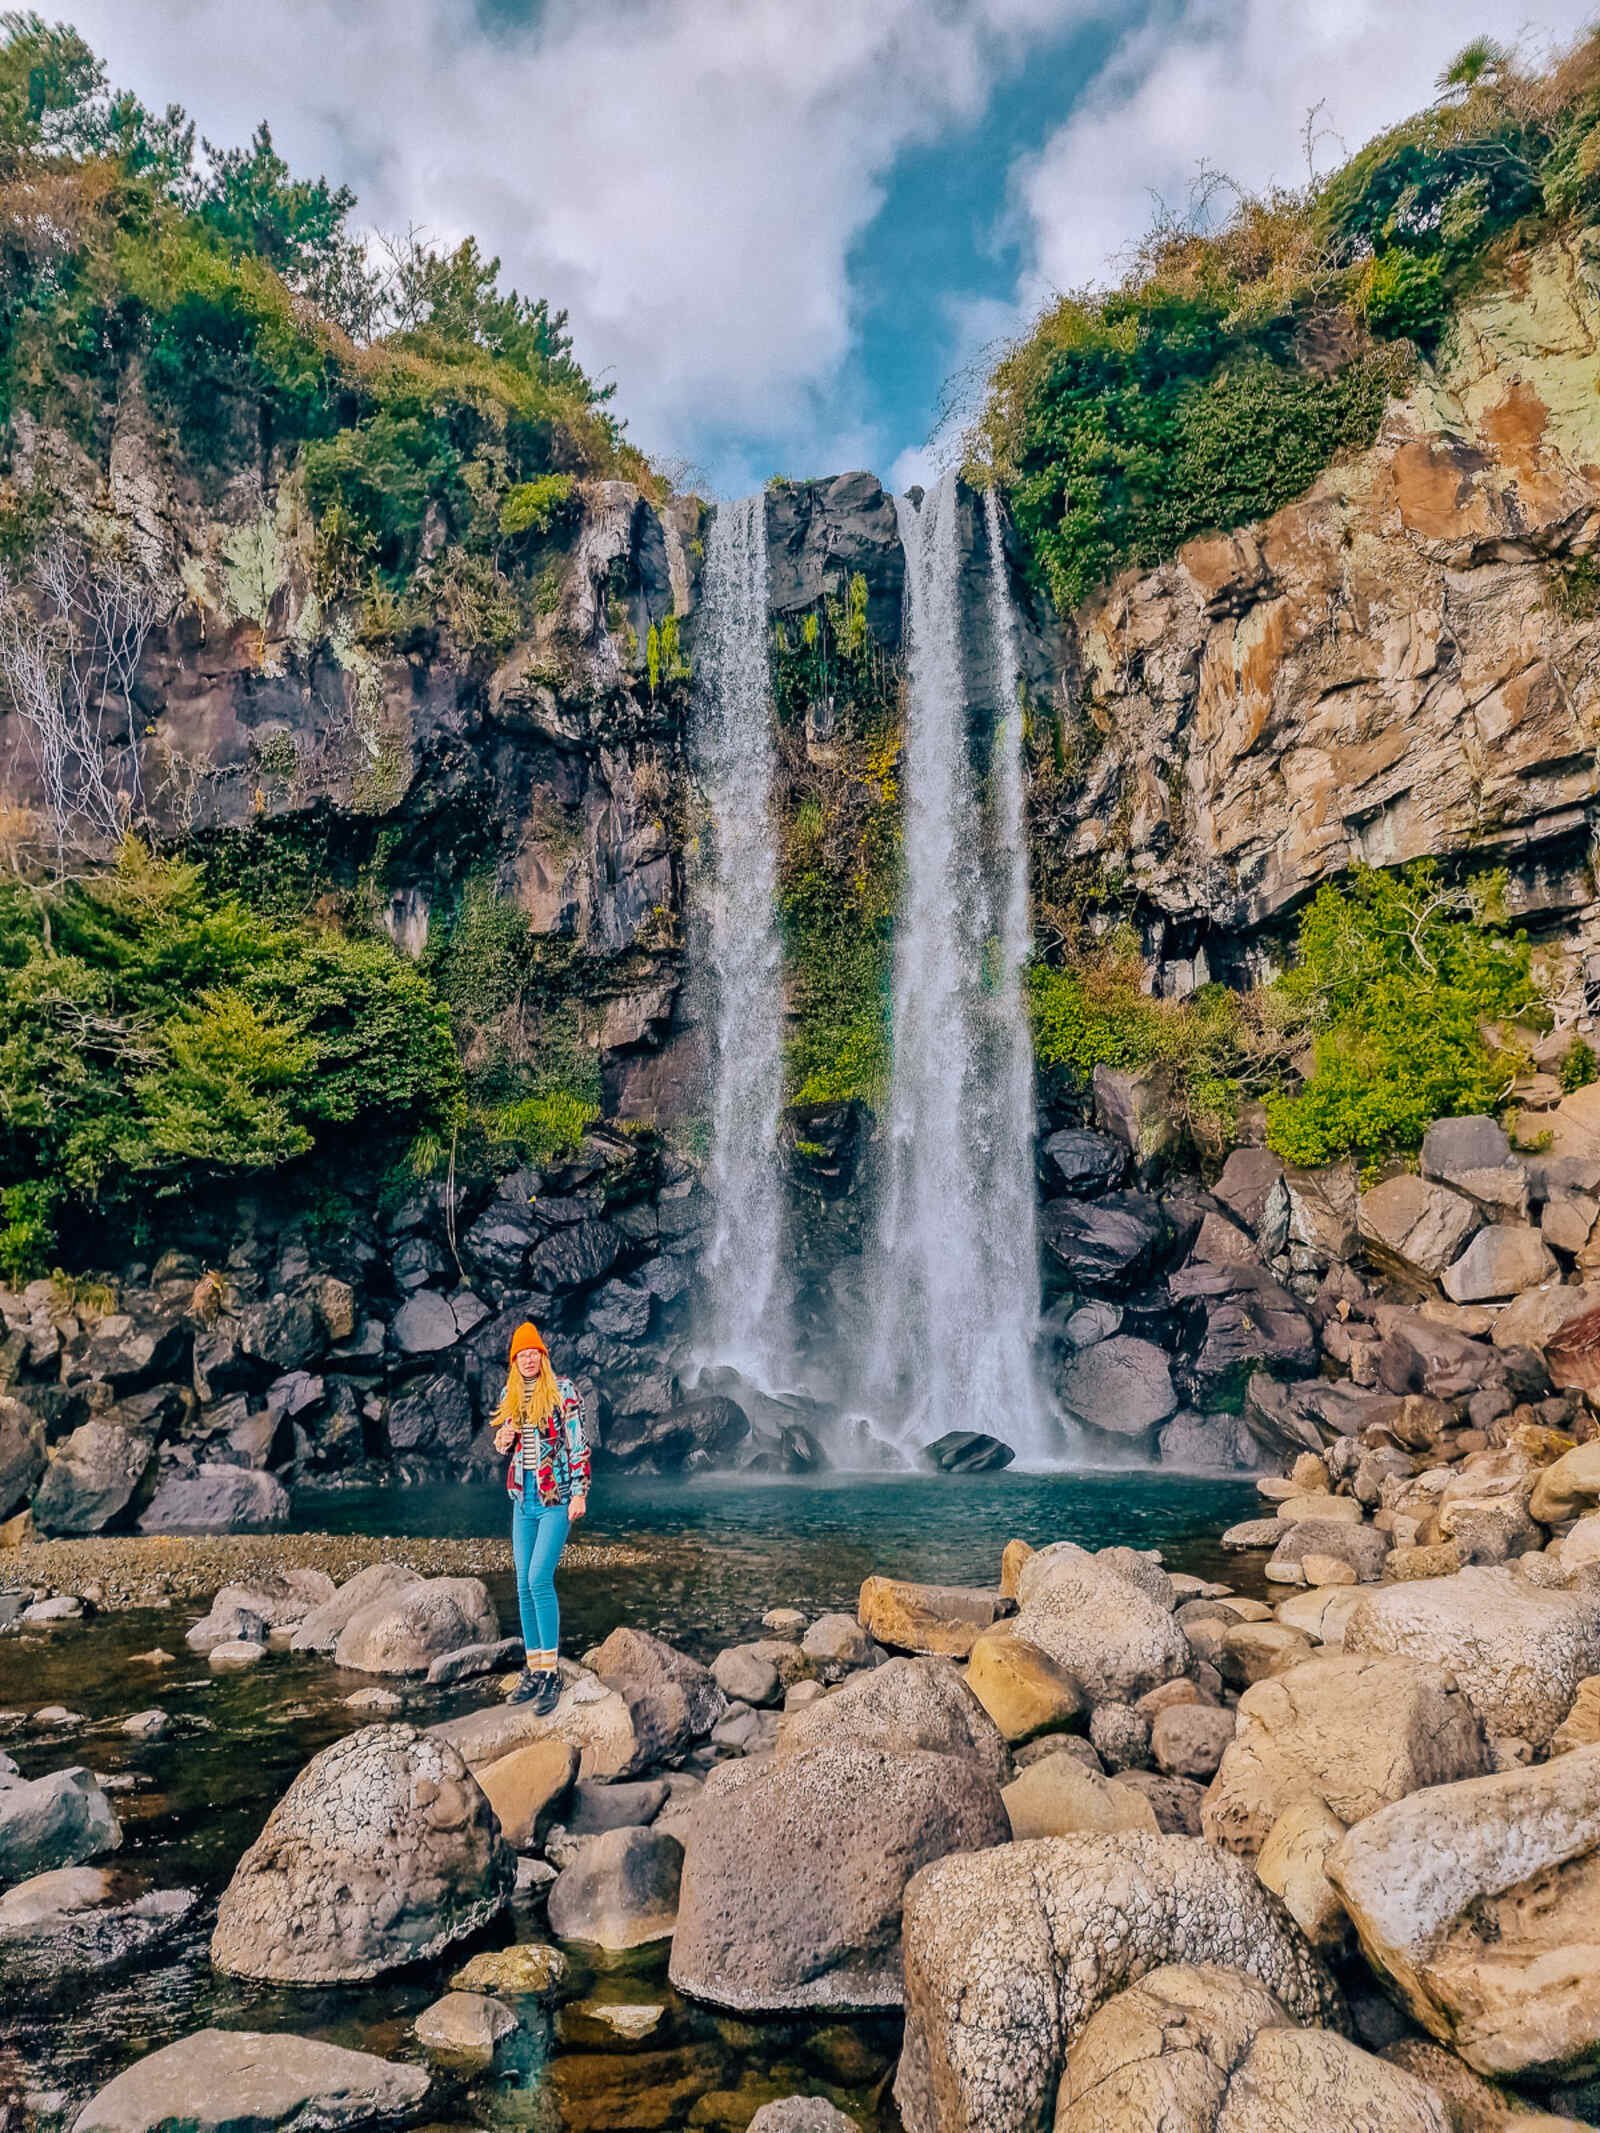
0, 1531, 646, 1608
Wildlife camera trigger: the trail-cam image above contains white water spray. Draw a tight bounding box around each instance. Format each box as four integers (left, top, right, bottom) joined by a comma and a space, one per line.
864, 471, 1049, 1459
692, 495, 790, 1384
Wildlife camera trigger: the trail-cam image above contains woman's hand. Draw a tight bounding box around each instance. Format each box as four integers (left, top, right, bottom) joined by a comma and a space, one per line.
494, 1423, 517, 1454
568, 1493, 587, 1523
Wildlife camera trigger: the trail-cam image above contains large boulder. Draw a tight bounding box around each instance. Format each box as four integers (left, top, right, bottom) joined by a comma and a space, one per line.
0, 1766, 120, 1887
1422, 1116, 1529, 1215
333, 1577, 498, 1675
1001, 1756, 1157, 1839
187, 1568, 337, 1650
857, 1577, 1008, 1658
1009, 1545, 1189, 1704
0, 1397, 44, 1523
211, 1723, 513, 1982
1057, 1964, 1447, 2133
386, 1372, 473, 1455
1358, 1175, 1479, 1284
72, 2029, 430, 2133
1329, 1744, 1600, 2079
1201, 1655, 1490, 1857
0, 1865, 195, 1986
775, 1657, 1009, 1784
1441, 1225, 1559, 1305
669, 1740, 1009, 2013
895, 1833, 1342, 2133
432, 1664, 680, 1780
546, 1825, 683, 1950
1039, 1191, 1170, 1294
1168, 1264, 1318, 1406
475, 1737, 578, 1851
585, 1626, 726, 1753
1343, 1568, 1600, 1745
603, 1395, 749, 1469
136, 1465, 289, 1534
964, 1624, 1084, 1744
31, 1419, 152, 1535
1058, 1336, 1178, 1440
1530, 1440, 1600, 1525
1040, 1128, 1127, 1197
288, 1562, 419, 1652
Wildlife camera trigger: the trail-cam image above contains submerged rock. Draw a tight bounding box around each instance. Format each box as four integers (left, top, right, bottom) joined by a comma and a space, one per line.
211, 1723, 513, 1982
547, 1824, 683, 1950
0, 1865, 194, 1987
0, 1765, 120, 1886
73, 2028, 430, 2133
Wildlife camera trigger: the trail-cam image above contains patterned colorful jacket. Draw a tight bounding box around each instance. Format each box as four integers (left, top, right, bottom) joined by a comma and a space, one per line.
504, 1377, 591, 1509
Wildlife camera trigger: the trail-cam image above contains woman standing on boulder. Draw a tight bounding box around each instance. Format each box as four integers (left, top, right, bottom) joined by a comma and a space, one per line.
492, 1321, 590, 1713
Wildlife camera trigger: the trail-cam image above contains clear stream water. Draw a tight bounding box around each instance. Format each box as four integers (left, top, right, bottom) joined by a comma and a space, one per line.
0, 1472, 1257, 2128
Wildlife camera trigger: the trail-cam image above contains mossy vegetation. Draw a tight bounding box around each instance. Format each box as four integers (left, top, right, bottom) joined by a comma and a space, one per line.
769, 573, 900, 1108
975, 31, 1600, 612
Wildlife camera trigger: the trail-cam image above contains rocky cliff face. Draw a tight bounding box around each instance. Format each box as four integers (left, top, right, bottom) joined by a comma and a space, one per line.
1046, 235, 1600, 1001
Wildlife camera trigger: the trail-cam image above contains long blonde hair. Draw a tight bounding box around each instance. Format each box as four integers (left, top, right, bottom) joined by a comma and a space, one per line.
494, 1352, 562, 1435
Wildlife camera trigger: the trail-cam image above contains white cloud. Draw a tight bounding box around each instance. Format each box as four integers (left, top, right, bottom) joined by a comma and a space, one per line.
65, 0, 1102, 486
1016, 0, 1598, 307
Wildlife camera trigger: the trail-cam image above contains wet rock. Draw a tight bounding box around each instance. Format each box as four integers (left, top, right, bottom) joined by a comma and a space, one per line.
0, 1398, 43, 1525
1201, 1654, 1489, 1857
414, 1989, 514, 2064
475, 1737, 578, 1850
451, 1940, 567, 1998
1058, 1335, 1178, 1440
390, 1289, 460, 1355
529, 1217, 625, 1295
1359, 1175, 1480, 1284
603, 1396, 749, 1469
211, 1723, 513, 1982
1343, 1566, 1600, 1745
1329, 1744, 1600, 2078
334, 1576, 498, 1675
137, 1465, 289, 1533
1039, 1128, 1127, 1196
964, 1623, 1084, 1743
72, 2028, 430, 2133
0, 1766, 120, 1886
895, 1833, 1341, 2133
0, 1865, 193, 1985
775, 1656, 1009, 1784
32, 1420, 153, 1536
669, 1740, 1009, 2013
1039, 1190, 1169, 1294
921, 1430, 1014, 1472
547, 1824, 683, 1950
208, 1639, 266, 1670
426, 1635, 523, 1686
857, 1576, 1009, 1658
386, 1372, 473, 1456
1001, 1755, 1158, 1839
1056, 1964, 1446, 2133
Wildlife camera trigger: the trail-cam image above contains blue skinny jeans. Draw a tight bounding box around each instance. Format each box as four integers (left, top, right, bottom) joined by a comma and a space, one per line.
511, 1496, 570, 1656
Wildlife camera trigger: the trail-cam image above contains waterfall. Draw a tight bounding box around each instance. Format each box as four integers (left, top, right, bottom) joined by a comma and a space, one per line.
864, 471, 1049, 1459
691, 494, 790, 1386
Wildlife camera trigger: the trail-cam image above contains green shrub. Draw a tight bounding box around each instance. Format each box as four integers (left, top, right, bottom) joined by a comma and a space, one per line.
1264, 863, 1539, 1168
0, 1180, 57, 1285
1561, 1036, 1598, 1093
480, 1088, 597, 1167
1353, 249, 1452, 347
499, 472, 576, 538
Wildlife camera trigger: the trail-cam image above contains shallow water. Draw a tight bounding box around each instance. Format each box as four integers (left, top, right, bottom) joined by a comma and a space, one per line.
0, 1470, 1257, 2129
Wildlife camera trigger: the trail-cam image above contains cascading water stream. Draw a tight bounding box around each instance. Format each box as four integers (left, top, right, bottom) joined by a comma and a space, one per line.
864, 470, 1051, 1461
691, 494, 791, 1386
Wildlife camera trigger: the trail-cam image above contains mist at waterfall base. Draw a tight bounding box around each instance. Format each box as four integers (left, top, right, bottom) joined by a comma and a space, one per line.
688, 473, 1087, 1473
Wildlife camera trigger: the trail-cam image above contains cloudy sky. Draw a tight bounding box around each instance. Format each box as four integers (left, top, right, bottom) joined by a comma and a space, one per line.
69, 0, 1598, 495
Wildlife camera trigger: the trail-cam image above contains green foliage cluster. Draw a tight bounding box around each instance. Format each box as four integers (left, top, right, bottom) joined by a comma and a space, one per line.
645, 613, 690, 696
1265, 864, 1540, 1168
1561, 1036, 1598, 1094
423, 877, 600, 1169
0, 16, 655, 642
978, 30, 1600, 611
0, 842, 461, 1272
769, 576, 900, 1108
1028, 863, 1542, 1171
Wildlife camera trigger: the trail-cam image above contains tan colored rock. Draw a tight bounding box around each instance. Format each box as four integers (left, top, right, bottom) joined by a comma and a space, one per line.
1359, 1175, 1479, 1284
1387, 1541, 1465, 1581
1010, 1548, 1190, 1705
1276, 1493, 1364, 1524
1273, 1586, 1364, 1647
1491, 1280, 1600, 1353
414, 1990, 514, 2063
1255, 1797, 1351, 1951
1290, 1452, 1330, 1492
1058, 1964, 1447, 2133
856, 1577, 1007, 1659
1202, 1654, 1489, 1857
895, 1835, 1342, 2133
1329, 1744, 1600, 2078
1382, 2037, 1592, 2133
1302, 1554, 1357, 1586
476, 1738, 578, 1851
1531, 1441, 1600, 1525
1344, 1567, 1600, 1745
1151, 1703, 1236, 1781
1552, 1677, 1600, 1755
1000, 1755, 1158, 1840
774, 1655, 1009, 1783
450, 1942, 567, 1998
1218, 1620, 1314, 1687
1559, 1515, 1600, 1572
998, 1537, 1034, 1600
963, 1624, 1082, 1743
1441, 1225, 1558, 1305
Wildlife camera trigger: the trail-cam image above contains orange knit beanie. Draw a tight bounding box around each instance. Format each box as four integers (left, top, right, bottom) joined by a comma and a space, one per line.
509, 1321, 548, 1365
